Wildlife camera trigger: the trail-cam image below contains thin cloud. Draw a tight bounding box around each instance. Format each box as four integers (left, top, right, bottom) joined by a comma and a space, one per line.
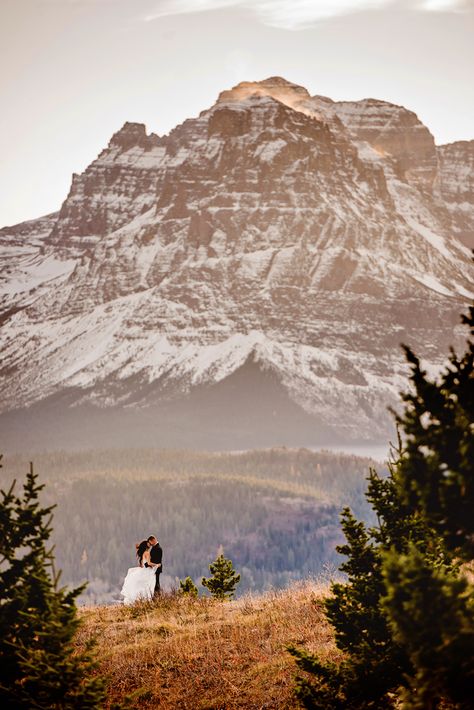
35, 0, 473, 17
144, 0, 393, 27
419, 0, 471, 10
255, 0, 393, 28
144, 0, 473, 28
144, 0, 474, 30
34, 0, 120, 4
144, 0, 240, 22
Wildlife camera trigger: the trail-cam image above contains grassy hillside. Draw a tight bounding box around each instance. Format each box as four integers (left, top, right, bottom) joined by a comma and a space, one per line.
77, 582, 338, 709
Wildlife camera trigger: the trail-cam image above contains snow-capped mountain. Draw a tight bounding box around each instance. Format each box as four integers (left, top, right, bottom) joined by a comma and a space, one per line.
1, 77, 473, 450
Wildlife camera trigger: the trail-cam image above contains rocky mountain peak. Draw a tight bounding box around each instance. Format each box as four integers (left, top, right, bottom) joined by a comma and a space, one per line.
0, 77, 473, 449
216, 76, 311, 110
108, 121, 160, 151
305, 95, 438, 190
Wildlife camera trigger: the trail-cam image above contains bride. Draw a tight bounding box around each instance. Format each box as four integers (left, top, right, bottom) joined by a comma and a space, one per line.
120, 539, 156, 604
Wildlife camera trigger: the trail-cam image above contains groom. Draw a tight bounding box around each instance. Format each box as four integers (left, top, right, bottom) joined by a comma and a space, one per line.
147, 535, 163, 596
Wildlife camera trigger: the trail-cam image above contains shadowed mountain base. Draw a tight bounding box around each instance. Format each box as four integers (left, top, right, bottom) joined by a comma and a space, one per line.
0, 359, 380, 453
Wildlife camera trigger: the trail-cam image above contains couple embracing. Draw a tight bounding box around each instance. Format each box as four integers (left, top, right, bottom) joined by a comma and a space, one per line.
120, 535, 163, 604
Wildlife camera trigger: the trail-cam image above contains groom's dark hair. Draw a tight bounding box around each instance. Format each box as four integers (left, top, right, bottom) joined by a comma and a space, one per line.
147, 535, 157, 543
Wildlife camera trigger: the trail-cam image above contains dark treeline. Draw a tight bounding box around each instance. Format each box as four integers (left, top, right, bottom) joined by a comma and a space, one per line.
2, 448, 382, 603
4, 446, 377, 504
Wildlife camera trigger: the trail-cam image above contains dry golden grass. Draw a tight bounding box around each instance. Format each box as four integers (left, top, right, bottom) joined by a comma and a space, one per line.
76, 581, 340, 709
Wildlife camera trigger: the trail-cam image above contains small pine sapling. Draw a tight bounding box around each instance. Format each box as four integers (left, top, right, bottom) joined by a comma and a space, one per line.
201, 552, 241, 600
179, 576, 198, 597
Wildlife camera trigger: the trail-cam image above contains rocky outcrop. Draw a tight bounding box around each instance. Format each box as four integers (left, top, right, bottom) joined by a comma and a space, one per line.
323, 97, 437, 191
47, 123, 165, 255
0, 77, 472, 447
435, 140, 474, 248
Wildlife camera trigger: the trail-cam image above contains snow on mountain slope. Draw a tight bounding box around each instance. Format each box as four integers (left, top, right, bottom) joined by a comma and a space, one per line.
0, 77, 472, 447
435, 140, 474, 248
0, 212, 74, 320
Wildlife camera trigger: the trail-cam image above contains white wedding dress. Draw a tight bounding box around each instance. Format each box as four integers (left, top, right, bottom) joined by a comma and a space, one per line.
120, 563, 156, 605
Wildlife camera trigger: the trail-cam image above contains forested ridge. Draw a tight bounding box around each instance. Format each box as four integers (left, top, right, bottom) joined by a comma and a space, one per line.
2, 448, 380, 603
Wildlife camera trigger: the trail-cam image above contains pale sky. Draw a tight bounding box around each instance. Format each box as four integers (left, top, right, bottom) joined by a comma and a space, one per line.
1, 0, 473, 227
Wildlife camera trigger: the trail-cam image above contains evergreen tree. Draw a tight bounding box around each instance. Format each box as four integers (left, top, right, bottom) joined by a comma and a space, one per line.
379, 305, 474, 709
290, 305, 473, 709
0, 457, 107, 709
382, 545, 474, 710
179, 576, 198, 597
201, 552, 241, 600
394, 306, 474, 559
290, 454, 450, 708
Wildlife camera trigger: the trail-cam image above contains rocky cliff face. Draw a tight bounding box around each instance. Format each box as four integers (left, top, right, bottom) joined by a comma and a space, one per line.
435, 140, 474, 248
1, 77, 472, 449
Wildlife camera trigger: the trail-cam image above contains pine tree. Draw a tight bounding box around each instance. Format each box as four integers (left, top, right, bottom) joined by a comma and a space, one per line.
201, 552, 241, 600
394, 305, 474, 559
379, 305, 474, 709
0, 457, 107, 709
290, 304, 474, 708
290, 453, 450, 708
179, 576, 198, 597
382, 545, 474, 710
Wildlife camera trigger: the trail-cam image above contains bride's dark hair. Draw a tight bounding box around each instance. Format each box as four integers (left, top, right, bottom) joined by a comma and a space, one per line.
135, 539, 148, 564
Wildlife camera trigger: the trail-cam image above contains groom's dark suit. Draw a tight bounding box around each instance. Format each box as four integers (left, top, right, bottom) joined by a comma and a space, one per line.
150, 541, 163, 595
